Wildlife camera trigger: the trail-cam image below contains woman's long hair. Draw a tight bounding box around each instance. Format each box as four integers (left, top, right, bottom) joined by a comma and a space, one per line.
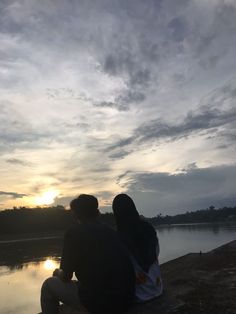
112, 194, 157, 272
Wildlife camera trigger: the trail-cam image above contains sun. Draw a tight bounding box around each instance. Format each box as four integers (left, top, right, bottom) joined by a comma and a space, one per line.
34, 190, 59, 206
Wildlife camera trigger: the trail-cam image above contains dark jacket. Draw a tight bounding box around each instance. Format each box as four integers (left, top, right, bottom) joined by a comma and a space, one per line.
60, 221, 135, 313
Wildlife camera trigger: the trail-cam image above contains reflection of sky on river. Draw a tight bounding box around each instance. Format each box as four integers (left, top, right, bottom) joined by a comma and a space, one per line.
0, 258, 59, 314
157, 223, 236, 263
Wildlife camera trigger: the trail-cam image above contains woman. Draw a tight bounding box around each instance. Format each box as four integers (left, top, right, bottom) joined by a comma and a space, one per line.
112, 194, 163, 302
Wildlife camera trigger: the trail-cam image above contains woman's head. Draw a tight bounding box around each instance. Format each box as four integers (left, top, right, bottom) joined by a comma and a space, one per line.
113, 194, 158, 272
112, 194, 140, 230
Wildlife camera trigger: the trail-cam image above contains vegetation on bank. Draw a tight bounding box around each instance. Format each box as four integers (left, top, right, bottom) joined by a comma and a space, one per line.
148, 206, 236, 226
0, 205, 235, 235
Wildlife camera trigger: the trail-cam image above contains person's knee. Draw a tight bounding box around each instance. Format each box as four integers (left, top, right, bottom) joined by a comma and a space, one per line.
41, 277, 60, 294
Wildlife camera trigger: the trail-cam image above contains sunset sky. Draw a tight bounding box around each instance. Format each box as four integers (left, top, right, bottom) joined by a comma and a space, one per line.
0, 0, 236, 216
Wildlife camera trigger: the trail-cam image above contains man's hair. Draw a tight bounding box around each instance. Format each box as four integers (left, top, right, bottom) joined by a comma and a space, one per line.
70, 194, 99, 221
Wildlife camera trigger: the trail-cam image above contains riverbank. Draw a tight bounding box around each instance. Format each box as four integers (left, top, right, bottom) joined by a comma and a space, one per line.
59, 240, 236, 314
1, 222, 236, 266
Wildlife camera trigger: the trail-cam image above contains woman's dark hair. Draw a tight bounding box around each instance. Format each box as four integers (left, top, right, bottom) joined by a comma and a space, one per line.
112, 194, 140, 232
112, 194, 157, 272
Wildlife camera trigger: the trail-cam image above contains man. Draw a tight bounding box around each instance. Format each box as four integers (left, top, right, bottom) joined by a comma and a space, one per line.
40, 194, 135, 314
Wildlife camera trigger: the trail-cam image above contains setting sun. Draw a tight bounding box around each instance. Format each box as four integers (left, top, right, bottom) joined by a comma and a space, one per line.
34, 190, 59, 206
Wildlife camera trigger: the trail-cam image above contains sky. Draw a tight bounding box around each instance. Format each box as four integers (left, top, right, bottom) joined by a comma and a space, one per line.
0, 0, 236, 216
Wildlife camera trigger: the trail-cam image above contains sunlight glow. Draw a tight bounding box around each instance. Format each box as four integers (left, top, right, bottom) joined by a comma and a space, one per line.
34, 190, 59, 206
43, 259, 58, 271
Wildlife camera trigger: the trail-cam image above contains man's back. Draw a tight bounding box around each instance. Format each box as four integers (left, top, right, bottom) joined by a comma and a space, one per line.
60, 222, 135, 312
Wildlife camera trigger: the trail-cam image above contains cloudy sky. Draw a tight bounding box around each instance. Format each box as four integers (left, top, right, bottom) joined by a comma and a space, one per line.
0, 0, 236, 216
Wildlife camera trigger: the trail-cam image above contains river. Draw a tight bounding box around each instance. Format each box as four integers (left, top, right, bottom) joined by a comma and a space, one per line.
0, 223, 236, 314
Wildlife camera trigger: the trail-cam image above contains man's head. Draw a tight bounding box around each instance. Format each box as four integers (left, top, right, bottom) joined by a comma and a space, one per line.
70, 194, 99, 222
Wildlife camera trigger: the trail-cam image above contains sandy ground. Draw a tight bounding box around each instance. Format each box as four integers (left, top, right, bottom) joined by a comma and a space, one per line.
58, 240, 236, 314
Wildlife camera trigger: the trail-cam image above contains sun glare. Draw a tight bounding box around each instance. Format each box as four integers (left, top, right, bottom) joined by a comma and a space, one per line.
43, 259, 59, 271
35, 190, 59, 206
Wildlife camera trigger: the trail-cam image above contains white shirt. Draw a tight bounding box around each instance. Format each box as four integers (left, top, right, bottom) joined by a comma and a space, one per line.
130, 244, 163, 302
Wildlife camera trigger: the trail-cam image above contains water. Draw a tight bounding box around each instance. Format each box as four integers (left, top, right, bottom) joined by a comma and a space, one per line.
0, 259, 60, 314
157, 223, 236, 263
0, 223, 235, 314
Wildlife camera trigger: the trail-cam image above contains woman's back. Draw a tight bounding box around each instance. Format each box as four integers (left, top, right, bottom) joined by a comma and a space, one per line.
112, 194, 163, 302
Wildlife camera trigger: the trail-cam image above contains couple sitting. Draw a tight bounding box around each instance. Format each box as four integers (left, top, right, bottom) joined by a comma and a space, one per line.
40, 194, 163, 314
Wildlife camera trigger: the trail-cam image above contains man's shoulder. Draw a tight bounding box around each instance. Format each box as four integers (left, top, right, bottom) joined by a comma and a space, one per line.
65, 221, 115, 236
64, 223, 83, 238
83, 221, 116, 235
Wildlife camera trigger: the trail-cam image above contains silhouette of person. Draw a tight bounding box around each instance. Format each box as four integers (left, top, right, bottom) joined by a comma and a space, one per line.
41, 194, 135, 314
112, 194, 163, 302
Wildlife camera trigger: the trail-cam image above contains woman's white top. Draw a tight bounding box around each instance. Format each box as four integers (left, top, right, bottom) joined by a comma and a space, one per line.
131, 244, 163, 302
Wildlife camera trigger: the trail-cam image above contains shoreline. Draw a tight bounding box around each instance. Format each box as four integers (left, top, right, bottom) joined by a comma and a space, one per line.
0, 220, 235, 242
0, 235, 62, 244
155, 221, 236, 227
0, 230, 64, 242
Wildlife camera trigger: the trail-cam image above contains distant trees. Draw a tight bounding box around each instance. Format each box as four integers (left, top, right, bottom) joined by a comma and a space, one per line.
148, 206, 236, 226
0, 205, 235, 236
0, 206, 116, 236
0, 206, 74, 235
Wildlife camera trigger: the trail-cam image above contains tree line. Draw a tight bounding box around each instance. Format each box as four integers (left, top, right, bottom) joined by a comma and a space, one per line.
0, 206, 115, 235
148, 206, 236, 226
0, 205, 235, 235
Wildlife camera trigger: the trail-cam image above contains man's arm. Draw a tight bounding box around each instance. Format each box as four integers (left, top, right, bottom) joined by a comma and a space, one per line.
57, 230, 75, 281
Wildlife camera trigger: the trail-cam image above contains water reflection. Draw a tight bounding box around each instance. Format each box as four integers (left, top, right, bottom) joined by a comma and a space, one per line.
156, 222, 235, 233
0, 258, 60, 314
43, 259, 59, 271
156, 223, 236, 263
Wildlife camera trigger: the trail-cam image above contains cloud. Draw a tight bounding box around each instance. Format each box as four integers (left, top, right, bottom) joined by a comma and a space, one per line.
94, 101, 129, 112
103, 50, 151, 90
102, 51, 150, 108
136, 105, 236, 143
0, 191, 27, 199
118, 164, 236, 216
53, 195, 73, 208
0, 102, 52, 153
106, 81, 236, 157
107, 104, 236, 157
53, 190, 114, 210
0, 0, 236, 211
109, 150, 130, 160
168, 16, 188, 42
6, 158, 32, 166
115, 90, 146, 107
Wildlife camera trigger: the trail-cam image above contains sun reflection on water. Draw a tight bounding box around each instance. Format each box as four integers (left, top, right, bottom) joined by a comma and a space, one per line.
43, 259, 59, 271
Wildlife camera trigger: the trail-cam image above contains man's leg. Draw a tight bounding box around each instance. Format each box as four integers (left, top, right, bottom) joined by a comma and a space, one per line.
40, 277, 80, 314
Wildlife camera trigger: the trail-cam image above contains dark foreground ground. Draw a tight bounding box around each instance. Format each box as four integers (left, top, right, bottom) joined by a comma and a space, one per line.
58, 240, 236, 314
